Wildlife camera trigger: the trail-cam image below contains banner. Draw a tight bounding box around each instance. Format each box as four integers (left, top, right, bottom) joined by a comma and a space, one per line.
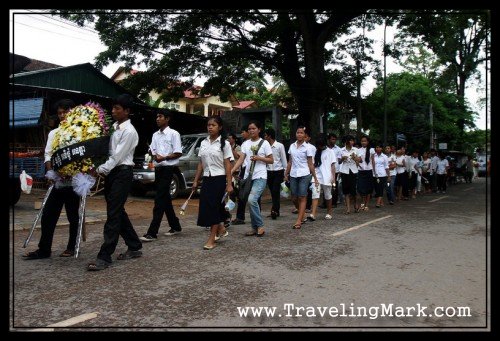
52, 136, 110, 170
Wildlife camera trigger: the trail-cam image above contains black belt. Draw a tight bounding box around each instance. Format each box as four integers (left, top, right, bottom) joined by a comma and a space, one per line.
115, 165, 133, 170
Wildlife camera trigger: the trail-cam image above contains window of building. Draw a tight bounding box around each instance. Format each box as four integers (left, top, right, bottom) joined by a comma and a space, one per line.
165, 102, 180, 110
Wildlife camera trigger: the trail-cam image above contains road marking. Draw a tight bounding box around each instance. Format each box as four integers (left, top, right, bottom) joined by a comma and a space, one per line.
47, 312, 98, 327
428, 196, 449, 203
331, 215, 392, 237
26, 313, 98, 331
463, 187, 474, 191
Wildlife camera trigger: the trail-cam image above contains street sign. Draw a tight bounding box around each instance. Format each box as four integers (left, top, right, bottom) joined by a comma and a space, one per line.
438, 143, 447, 150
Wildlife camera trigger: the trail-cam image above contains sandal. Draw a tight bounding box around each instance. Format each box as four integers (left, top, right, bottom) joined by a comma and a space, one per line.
292, 224, 302, 229
344, 210, 350, 215
87, 259, 111, 271
117, 250, 143, 260
23, 249, 50, 260
59, 249, 74, 257
257, 227, 265, 237
245, 230, 257, 236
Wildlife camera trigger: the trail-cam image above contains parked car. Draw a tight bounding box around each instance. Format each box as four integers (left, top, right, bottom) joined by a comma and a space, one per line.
131, 133, 206, 198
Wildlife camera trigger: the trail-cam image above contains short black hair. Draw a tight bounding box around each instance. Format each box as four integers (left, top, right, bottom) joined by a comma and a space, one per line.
157, 108, 172, 118
54, 99, 75, 112
264, 128, 276, 140
112, 94, 135, 111
327, 133, 337, 139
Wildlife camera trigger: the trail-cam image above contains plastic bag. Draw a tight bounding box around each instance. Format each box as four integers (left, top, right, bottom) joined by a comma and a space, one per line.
20, 170, 33, 194
280, 181, 290, 198
225, 198, 236, 211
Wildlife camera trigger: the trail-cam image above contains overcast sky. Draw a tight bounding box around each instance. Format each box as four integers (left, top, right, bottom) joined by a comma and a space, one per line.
10, 10, 489, 130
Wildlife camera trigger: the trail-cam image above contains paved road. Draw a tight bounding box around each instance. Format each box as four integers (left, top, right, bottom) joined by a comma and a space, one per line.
10, 177, 490, 331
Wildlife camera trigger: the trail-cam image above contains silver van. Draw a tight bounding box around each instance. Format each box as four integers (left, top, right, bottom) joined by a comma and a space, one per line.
131, 133, 206, 198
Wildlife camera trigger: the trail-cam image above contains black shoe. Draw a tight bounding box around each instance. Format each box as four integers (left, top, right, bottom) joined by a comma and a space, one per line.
271, 211, 277, 220
139, 234, 157, 242
164, 229, 181, 236
231, 218, 245, 225
23, 249, 50, 260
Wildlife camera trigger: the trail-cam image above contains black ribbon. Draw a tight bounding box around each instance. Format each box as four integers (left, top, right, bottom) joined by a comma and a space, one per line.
51, 136, 110, 170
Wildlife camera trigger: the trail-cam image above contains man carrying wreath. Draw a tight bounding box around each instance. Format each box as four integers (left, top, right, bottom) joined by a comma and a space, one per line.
87, 94, 143, 271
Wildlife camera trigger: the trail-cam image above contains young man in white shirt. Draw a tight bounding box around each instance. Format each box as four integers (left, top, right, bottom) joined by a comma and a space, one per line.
264, 128, 287, 219
88, 94, 142, 271
141, 109, 183, 241
23, 99, 80, 260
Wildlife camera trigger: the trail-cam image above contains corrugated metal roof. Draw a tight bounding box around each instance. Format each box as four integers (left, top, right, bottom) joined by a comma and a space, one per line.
9, 98, 44, 128
11, 63, 130, 98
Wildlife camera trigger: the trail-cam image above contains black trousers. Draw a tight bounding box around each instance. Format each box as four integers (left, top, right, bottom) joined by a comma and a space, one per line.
38, 186, 80, 254
146, 166, 181, 236
97, 166, 142, 263
267, 170, 284, 214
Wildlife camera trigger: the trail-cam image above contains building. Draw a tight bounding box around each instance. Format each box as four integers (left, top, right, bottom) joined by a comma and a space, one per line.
111, 67, 238, 116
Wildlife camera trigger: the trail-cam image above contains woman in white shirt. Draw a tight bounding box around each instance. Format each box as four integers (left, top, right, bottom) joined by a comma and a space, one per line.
192, 116, 234, 250
436, 152, 450, 193
308, 136, 336, 220
357, 135, 375, 211
420, 152, 432, 193
284, 126, 318, 229
339, 135, 361, 214
231, 121, 273, 237
395, 149, 408, 201
384, 145, 397, 204
372, 143, 390, 208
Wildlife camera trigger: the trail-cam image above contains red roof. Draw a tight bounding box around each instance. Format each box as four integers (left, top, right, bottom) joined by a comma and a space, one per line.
183, 85, 210, 99
233, 100, 255, 109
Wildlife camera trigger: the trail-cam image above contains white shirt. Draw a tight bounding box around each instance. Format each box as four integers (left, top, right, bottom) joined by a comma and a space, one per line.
97, 119, 138, 175
357, 147, 375, 171
288, 141, 314, 177
421, 158, 431, 173
386, 153, 397, 176
436, 159, 449, 175
241, 138, 273, 180
198, 135, 233, 177
150, 126, 182, 166
267, 140, 288, 171
315, 148, 336, 185
373, 153, 389, 177
409, 156, 420, 174
339, 147, 359, 174
44, 128, 58, 163
395, 155, 406, 174
329, 145, 342, 173
430, 155, 439, 174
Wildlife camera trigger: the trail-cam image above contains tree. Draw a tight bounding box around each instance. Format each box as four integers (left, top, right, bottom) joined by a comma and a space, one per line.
396, 10, 490, 132
364, 72, 469, 152
57, 9, 367, 137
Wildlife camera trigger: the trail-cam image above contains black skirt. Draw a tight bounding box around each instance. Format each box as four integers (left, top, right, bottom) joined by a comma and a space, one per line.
357, 170, 374, 195
197, 175, 227, 227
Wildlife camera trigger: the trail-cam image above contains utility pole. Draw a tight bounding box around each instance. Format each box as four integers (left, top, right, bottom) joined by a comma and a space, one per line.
383, 20, 388, 146
429, 103, 434, 149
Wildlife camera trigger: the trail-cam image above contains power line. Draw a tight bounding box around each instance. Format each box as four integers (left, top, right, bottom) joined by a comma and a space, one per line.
22, 14, 99, 37
12, 20, 102, 45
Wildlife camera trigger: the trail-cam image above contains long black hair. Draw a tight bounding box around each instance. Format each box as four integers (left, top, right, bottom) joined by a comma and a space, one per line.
207, 116, 226, 152
314, 136, 327, 168
361, 135, 371, 164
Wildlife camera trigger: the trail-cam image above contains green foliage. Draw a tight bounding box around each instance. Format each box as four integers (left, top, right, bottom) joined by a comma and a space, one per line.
364, 72, 477, 152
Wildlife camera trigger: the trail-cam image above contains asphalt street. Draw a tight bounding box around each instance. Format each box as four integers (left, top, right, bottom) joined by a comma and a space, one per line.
9, 177, 490, 331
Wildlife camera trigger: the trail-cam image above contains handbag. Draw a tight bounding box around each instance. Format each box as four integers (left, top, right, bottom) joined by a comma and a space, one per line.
238, 139, 265, 202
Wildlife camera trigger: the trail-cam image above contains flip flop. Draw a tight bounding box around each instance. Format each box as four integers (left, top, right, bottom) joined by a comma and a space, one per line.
59, 249, 74, 257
